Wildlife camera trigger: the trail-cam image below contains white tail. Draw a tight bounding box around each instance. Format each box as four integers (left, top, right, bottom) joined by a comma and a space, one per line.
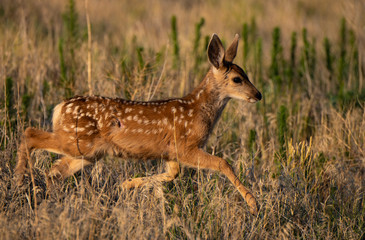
16, 34, 262, 215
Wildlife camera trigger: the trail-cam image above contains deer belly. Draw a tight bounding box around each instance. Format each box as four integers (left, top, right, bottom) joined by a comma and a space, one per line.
109, 131, 171, 159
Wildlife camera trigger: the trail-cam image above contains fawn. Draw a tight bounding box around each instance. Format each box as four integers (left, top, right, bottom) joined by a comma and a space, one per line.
15, 34, 262, 215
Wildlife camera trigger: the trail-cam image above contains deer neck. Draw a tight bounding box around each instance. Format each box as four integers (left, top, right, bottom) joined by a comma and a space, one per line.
183, 69, 230, 139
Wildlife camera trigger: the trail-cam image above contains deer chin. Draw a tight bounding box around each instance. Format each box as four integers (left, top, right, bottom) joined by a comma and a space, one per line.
247, 98, 258, 103
247, 97, 259, 103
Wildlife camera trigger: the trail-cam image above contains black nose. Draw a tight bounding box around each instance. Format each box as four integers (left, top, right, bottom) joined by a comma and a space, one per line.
256, 91, 262, 101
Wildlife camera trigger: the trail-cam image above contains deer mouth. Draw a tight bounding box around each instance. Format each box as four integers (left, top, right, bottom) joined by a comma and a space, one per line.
247, 98, 258, 103
247, 91, 262, 103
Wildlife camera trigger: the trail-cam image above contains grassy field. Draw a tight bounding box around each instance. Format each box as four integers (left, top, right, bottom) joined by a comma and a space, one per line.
1, 0, 364, 239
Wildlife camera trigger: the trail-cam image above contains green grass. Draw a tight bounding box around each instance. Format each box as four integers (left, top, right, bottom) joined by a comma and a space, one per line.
0, 0, 364, 239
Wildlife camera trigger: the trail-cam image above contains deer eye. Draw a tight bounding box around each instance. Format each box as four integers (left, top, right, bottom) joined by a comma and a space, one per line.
232, 77, 242, 84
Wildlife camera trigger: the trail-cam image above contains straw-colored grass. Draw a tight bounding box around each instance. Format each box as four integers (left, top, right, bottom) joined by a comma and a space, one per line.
0, 0, 364, 239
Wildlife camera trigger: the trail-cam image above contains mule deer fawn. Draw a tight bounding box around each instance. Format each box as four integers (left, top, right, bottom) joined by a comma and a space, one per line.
16, 34, 262, 215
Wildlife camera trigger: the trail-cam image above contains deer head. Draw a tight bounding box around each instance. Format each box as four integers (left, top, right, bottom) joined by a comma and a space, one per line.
207, 34, 262, 103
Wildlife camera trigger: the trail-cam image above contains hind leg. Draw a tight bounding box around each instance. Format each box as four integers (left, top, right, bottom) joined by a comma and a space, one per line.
15, 127, 63, 185
47, 156, 92, 185
122, 160, 180, 189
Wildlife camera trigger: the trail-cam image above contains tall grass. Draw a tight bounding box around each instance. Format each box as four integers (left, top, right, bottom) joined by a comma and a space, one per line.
59, 0, 82, 98
0, 0, 364, 239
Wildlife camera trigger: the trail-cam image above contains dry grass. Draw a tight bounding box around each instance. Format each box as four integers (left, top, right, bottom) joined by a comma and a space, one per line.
0, 0, 364, 239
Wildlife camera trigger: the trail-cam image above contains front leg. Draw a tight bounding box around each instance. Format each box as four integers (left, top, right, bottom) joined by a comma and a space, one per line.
180, 148, 258, 215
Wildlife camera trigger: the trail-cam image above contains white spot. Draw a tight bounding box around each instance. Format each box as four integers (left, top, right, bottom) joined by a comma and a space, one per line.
179, 107, 184, 112
143, 119, 150, 125
188, 109, 194, 117
127, 116, 132, 121
125, 108, 132, 113
180, 114, 184, 119
138, 119, 142, 124
77, 127, 85, 132
163, 118, 168, 125
152, 120, 157, 124
186, 129, 192, 135
85, 122, 93, 127
137, 128, 143, 133
117, 112, 122, 116
153, 107, 157, 112
158, 128, 163, 133
171, 107, 177, 113
131, 129, 137, 133
69, 136, 75, 140
66, 107, 72, 114
133, 115, 139, 121
139, 110, 143, 114
63, 126, 70, 132
157, 120, 161, 126
87, 130, 95, 136
152, 129, 158, 134
68, 103, 74, 107
178, 99, 183, 103
73, 106, 80, 115
184, 121, 188, 128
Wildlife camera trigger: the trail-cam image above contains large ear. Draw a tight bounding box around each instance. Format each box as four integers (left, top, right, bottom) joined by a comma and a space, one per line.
224, 34, 239, 62
208, 34, 225, 69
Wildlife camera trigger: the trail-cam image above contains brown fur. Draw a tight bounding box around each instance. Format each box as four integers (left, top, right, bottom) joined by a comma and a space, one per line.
15, 34, 262, 215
